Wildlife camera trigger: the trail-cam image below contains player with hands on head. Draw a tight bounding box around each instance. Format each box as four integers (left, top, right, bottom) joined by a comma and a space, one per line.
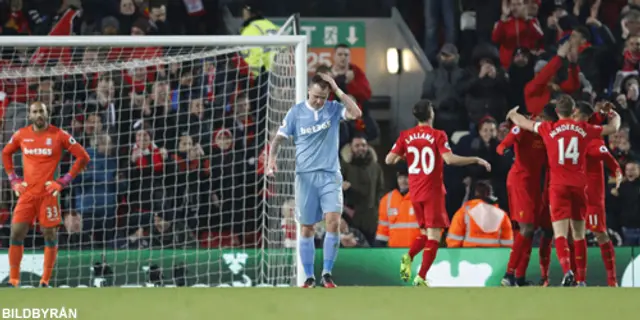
507, 95, 620, 286
266, 74, 360, 288
2, 101, 90, 287
385, 100, 491, 287
573, 101, 622, 286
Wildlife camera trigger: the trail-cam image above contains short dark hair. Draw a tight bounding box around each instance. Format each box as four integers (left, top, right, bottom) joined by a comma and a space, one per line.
309, 74, 330, 90
474, 180, 494, 200
573, 26, 592, 43
541, 103, 559, 122
315, 64, 331, 74
413, 99, 433, 122
576, 101, 594, 118
335, 43, 350, 50
555, 94, 575, 117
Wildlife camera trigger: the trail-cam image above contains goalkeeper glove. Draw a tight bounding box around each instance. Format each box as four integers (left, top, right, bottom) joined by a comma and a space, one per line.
45, 173, 73, 197
9, 173, 27, 197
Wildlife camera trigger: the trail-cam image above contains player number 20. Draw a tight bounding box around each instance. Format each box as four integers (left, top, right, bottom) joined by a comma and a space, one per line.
557, 137, 579, 165
46, 206, 59, 220
407, 146, 435, 175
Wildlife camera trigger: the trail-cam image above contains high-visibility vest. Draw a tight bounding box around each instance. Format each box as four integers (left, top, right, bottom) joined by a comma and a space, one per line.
376, 190, 421, 247
240, 19, 279, 76
446, 199, 513, 248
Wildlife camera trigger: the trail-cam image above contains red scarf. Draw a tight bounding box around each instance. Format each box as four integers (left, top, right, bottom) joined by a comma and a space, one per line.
133, 143, 164, 172
172, 153, 211, 176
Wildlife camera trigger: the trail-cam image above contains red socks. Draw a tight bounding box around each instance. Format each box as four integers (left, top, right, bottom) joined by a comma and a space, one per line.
599, 241, 617, 286
408, 235, 427, 260
554, 236, 572, 274
539, 236, 552, 280
506, 233, 526, 274
573, 239, 587, 283
418, 240, 439, 279
515, 236, 533, 279
568, 240, 577, 272
8, 243, 24, 286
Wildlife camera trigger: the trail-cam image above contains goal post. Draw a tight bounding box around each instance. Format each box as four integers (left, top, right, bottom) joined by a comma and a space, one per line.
0, 34, 307, 287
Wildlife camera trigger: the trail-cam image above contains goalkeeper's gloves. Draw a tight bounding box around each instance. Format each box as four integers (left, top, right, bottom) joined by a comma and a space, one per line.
9, 173, 27, 197
45, 173, 73, 197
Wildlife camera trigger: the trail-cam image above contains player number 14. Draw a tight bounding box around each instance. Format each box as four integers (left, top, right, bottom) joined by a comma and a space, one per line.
557, 137, 579, 165
407, 146, 435, 175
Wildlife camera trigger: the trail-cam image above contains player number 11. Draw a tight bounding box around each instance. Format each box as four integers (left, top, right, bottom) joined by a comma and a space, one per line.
407, 146, 435, 175
557, 137, 579, 165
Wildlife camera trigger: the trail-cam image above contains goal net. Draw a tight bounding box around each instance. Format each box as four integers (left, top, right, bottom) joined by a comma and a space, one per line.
0, 28, 307, 287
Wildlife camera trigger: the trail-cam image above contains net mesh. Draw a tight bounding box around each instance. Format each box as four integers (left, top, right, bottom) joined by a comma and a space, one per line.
0, 34, 300, 287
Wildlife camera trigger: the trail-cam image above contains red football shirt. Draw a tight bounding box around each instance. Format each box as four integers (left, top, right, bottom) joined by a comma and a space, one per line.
501, 126, 547, 180
390, 125, 450, 202
535, 119, 603, 187
585, 139, 621, 205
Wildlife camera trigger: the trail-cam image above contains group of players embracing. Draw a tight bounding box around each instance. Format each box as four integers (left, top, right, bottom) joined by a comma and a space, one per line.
386, 92, 621, 287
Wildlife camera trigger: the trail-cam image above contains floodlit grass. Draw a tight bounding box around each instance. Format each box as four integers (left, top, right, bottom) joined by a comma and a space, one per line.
1, 287, 638, 320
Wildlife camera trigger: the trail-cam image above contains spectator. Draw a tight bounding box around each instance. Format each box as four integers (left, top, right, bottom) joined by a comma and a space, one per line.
338, 218, 370, 248
101, 16, 120, 36
456, 117, 502, 199
446, 181, 513, 248
492, 0, 544, 69
331, 44, 374, 139
281, 198, 296, 249
340, 135, 384, 243
146, 212, 197, 249
612, 161, 640, 245
118, 0, 141, 36
209, 128, 243, 231
421, 43, 468, 136
461, 44, 509, 124
74, 134, 119, 243
58, 211, 93, 250
508, 48, 536, 110
569, 22, 616, 94
128, 129, 167, 212
423, 0, 456, 63
375, 165, 420, 248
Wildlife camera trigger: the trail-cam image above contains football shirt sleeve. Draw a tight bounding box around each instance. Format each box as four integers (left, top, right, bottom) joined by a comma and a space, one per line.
277, 108, 296, 139
59, 129, 90, 178
435, 131, 453, 155
2, 130, 23, 176
585, 123, 603, 139
390, 133, 406, 156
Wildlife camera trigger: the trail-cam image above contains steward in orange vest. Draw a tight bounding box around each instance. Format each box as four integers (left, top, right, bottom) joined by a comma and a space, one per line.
446, 181, 513, 248
375, 168, 421, 247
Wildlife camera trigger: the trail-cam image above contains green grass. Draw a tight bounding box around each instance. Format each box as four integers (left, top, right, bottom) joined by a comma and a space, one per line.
1, 287, 639, 320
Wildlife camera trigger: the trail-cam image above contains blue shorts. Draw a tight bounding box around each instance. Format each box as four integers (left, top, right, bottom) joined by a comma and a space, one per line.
295, 171, 343, 225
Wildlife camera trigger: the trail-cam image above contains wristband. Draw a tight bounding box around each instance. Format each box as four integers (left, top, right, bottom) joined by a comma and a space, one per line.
8, 173, 19, 183
58, 173, 73, 187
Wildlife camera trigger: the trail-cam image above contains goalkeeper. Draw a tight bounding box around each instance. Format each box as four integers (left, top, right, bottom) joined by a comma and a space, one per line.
267, 73, 362, 288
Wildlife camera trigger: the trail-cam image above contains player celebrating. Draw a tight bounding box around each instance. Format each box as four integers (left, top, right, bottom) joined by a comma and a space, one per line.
497, 104, 555, 287
507, 95, 620, 286
574, 101, 622, 287
385, 100, 491, 286
267, 73, 362, 288
2, 101, 90, 287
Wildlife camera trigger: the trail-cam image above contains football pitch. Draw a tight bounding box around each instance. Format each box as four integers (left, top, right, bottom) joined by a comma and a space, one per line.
1, 287, 639, 320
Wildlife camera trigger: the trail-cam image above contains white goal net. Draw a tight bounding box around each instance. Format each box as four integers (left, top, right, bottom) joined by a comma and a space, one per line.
0, 31, 307, 287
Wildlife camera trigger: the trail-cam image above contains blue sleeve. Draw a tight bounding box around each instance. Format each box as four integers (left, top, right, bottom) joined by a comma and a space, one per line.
277, 108, 296, 138
331, 100, 347, 120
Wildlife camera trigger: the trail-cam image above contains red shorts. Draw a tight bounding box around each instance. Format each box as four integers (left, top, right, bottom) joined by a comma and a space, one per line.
412, 197, 449, 229
507, 182, 540, 225
548, 185, 587, 222
536, 187, 552, 229
12, 194, 61, 228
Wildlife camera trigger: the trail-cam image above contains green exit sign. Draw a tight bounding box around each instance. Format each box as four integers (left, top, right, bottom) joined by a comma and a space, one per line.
273, 20, 366, 48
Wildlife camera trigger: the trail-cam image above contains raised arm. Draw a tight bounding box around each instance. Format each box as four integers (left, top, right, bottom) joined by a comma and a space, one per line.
600, 111, 621, 136
319, 72, 362, 120
506, 106, 538, 133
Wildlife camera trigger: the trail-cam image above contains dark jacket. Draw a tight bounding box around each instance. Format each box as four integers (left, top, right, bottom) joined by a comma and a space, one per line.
421, 63, 468, 135
617, 179, 640, 229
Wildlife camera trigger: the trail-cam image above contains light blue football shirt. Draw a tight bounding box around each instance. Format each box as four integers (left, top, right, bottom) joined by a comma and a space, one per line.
277, 100, 346, 173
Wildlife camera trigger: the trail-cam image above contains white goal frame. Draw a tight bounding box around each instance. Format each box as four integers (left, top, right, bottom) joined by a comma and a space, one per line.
0, 35, 308, 287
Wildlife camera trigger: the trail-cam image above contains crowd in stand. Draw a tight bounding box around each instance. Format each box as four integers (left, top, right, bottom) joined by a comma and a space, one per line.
0, 0, 638, 250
